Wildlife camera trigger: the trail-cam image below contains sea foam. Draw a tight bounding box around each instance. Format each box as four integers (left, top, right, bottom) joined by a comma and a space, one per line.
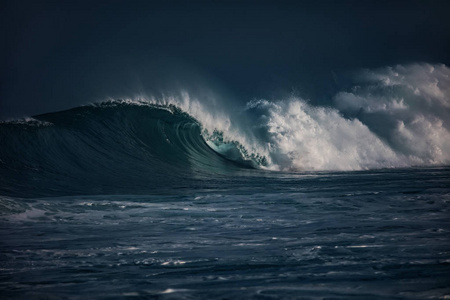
130, 63, 449, 171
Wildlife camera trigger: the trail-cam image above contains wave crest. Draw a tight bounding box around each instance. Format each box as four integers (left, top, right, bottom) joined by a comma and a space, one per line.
2, 63, 449, 181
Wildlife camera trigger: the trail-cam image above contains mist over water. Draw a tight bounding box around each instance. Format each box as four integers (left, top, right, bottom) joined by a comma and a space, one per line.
2, 63, 449, 174
1, 62, 448, 198
1, 62, 450, 299
121, 63, 450, 172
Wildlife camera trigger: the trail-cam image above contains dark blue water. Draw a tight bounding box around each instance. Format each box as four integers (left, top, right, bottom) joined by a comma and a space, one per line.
1, 102, 449, 299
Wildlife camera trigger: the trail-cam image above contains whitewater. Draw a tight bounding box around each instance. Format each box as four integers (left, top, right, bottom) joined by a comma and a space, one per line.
1, 63, 450, 299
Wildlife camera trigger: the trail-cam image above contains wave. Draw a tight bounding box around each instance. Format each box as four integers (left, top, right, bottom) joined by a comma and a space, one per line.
0, 63, 449, 196
148, 63, 450, 171
0, 101, 262, 197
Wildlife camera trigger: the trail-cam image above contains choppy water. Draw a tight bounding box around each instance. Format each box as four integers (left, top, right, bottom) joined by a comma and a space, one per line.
1, 168, 449, 299
1, 99, 450, 299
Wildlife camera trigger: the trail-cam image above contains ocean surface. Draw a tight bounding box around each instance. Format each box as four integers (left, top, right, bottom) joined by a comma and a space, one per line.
1, 100, 450, 299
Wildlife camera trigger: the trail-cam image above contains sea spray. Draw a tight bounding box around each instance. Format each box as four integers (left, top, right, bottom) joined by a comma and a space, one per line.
1, 64, 449, 299
1, 63, 449, 178
244, 98, 401, 171
335, 63, 450, 166
144, 63, 450, 171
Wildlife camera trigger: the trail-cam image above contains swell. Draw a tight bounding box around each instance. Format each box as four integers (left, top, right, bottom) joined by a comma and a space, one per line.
0, 102, 256, 197
1, 63, 449, 197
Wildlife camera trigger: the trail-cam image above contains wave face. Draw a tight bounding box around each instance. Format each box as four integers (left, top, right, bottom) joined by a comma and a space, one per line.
1, 63, 449, 196
0, 102, 256, 197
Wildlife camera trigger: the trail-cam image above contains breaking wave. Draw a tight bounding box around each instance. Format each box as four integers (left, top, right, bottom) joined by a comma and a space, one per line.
166, 63, 450, 171
0, 63, 449, 196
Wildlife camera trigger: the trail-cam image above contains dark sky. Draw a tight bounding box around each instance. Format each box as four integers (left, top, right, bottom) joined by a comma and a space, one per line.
1, 0, 450, 118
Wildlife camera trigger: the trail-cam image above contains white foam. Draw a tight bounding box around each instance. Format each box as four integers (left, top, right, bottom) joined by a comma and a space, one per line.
246, 98, 401, 170
335, 63, 450, 167
248, 63, 450, 170
100, 63, 450, 171
0, 117, 53, 127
